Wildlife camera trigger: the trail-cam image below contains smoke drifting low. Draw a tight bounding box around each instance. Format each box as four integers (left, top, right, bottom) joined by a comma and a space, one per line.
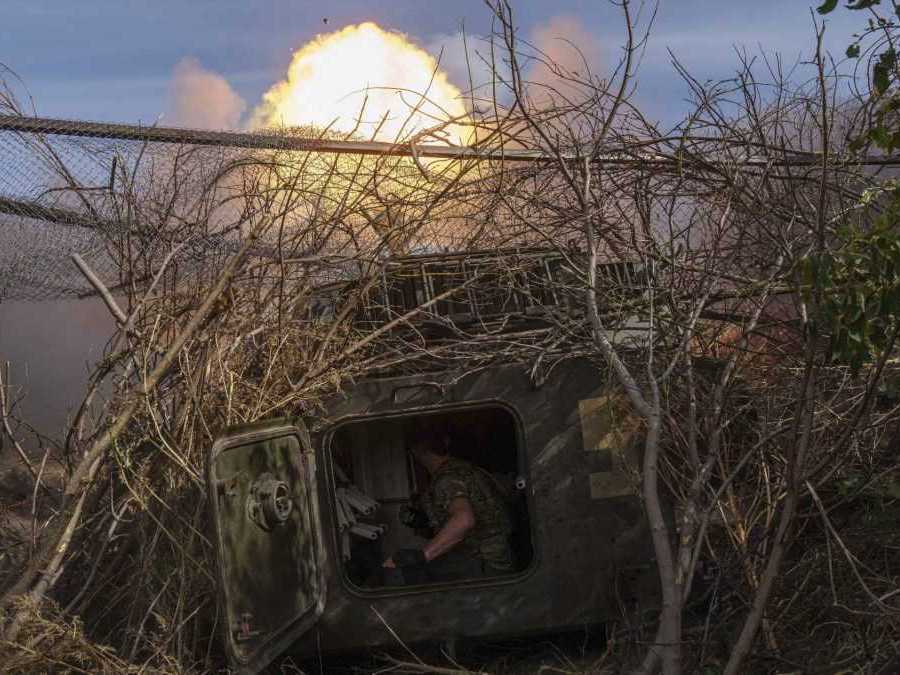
165, 57, 247, 130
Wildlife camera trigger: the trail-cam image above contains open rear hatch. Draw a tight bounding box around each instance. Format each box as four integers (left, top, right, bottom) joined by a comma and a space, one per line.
208, 420, 326, 674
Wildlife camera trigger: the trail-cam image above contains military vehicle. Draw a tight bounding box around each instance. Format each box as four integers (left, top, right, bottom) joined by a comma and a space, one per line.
207, 249, 657, 674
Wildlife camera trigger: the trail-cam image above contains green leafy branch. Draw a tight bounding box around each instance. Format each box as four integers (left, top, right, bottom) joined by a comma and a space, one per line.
818, 0, 900, 151
803, 192, 900, 371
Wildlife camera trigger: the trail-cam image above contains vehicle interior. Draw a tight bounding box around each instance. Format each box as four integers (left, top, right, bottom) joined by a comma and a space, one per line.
328, 405, 533, 588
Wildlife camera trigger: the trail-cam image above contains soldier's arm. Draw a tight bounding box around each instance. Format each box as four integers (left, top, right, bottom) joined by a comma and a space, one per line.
423, 496, 475, 562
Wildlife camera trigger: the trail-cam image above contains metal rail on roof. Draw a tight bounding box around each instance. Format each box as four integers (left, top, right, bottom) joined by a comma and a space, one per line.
0, 114, 546, 162
340, 250, 646, 327
6, 113, 900, 167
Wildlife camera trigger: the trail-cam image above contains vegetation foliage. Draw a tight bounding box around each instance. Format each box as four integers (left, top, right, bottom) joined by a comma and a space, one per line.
1, 1, 899, 674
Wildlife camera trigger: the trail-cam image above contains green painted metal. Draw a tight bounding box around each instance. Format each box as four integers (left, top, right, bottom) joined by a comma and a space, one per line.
208, 421, 326, 674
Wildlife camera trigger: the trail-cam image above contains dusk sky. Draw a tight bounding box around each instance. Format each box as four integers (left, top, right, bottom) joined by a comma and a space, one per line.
3, 1, 864, 128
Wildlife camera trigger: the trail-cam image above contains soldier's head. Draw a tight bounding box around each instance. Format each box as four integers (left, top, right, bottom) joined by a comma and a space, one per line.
406, 423, 451, 472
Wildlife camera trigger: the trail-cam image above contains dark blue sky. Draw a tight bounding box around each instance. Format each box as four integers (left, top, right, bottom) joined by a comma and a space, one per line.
2, 1, 864, 127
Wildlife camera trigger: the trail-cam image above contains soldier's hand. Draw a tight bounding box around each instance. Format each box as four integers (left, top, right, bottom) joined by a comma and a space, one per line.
399, 503, 431, 530
382, 557, 396, 569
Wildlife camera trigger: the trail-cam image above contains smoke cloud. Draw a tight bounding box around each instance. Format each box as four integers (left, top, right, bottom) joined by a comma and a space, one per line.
426, 16, 602, 111
425, 32, 499, 110
529, 16, 603, 97
166, 57, 246, 129
250, 23, 470, 144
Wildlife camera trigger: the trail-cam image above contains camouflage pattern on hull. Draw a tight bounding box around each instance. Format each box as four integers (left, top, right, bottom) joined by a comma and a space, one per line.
289, 357, 657, 657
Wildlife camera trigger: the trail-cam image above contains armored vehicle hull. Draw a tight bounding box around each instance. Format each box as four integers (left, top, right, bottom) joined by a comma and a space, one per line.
209, 358, 657, 674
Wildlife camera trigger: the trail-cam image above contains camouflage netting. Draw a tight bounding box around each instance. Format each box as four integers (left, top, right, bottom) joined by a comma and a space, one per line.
0, 118, 353, 301
0, 118, 272, 302
0, 109, 520, 303
0, 129, 120, 299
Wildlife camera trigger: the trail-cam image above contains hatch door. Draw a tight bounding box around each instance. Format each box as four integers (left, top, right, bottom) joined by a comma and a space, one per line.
208, 420, 326, 674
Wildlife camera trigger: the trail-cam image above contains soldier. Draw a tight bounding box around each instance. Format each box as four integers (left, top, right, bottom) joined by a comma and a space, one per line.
382, 427, 515, 583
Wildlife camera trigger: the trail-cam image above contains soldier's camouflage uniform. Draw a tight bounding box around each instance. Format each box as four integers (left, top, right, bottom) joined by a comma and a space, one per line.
422, 457, 514, 576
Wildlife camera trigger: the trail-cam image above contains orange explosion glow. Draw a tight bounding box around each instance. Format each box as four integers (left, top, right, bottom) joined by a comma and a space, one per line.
251, 22, 471, 145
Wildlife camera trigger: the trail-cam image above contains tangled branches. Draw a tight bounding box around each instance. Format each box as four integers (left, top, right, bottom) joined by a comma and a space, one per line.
1, 2, 900, 673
